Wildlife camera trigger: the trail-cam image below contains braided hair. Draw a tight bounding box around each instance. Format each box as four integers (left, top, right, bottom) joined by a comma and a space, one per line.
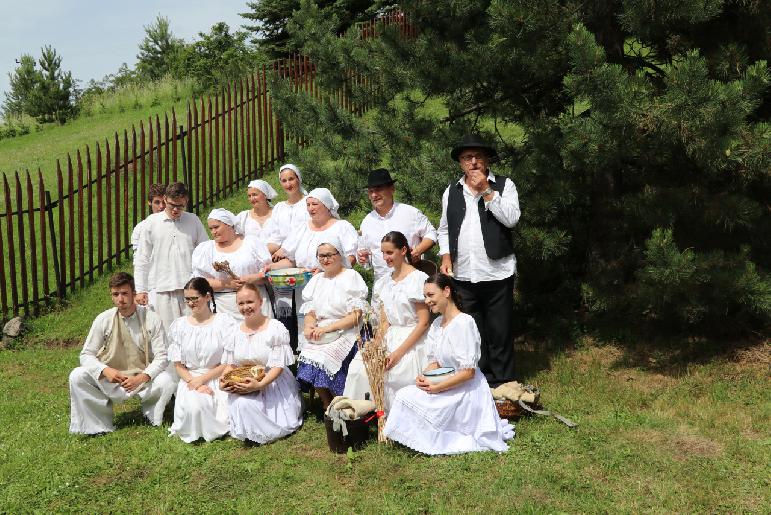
425, 273, 463, 311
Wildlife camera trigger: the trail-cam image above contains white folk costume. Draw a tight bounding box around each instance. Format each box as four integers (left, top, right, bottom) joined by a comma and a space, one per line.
222, 319, 302, 443
383, 313, 512, 455
167, 313, 236, 443
131, 217, 157, 307
296, 267, 368, 396
236, 179, 281, 243
69, 306, 176, 434
359, 202, 437, 280
345, 269, 429, 406
268, 163, 309, 247
133, 211, 209, 331
191, 237, 273, 319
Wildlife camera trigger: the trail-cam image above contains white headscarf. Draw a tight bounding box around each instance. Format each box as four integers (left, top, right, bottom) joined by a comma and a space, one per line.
317, 235, 350, 268
306, 187, 340, 219
207, 208, 241, 234
247, 179, 278, 205
279, 163, 308, 195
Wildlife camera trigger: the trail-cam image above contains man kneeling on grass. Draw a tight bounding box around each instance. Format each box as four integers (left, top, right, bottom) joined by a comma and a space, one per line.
69, 272, 176, 434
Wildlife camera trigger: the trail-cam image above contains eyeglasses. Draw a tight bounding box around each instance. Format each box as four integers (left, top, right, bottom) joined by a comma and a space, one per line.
459, 153, 487, 163
184, 296, 200, 302
317, 252, 339, 260
167, 201, 187, 211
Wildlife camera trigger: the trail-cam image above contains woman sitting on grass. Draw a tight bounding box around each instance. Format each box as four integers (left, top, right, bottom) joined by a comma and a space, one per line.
295, 237, 368, 410
220, 283, 302, 444
383, 273, 513, 455
167, 277, 235, 443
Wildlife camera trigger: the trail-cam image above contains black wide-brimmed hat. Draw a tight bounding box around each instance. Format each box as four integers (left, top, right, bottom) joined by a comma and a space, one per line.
451, 134, 498, 162
366, 168, 397, 188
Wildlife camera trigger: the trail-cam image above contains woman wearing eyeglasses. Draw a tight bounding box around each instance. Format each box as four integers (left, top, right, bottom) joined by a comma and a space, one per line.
192, 209, 273, 320
295, 237, 368, 410
267, 188, 359, 348
167, 277, 236, 443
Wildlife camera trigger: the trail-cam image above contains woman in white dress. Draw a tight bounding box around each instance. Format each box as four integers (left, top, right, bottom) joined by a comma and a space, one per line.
192, 208, 273, 320
220, 283, 302, 444
267, 163, 309, 254
344, 231, 430, 407
235, 179, 280, 251
295, 237, 368, 410
383, 273, 512, 455
168, 277, 236, 443
268, 188, 359, 347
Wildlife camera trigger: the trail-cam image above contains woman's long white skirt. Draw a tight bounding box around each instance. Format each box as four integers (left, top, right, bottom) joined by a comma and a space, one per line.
383, 368, 512, 455
227, 368, 303, 444
169, 368, 229, 443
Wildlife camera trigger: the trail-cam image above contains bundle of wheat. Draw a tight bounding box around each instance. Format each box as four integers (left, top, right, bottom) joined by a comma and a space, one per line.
212, 260, 238, 279
357, 311, 389, 443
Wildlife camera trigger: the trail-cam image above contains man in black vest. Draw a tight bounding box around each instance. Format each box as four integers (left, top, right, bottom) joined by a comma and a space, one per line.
438, 134, 521, 385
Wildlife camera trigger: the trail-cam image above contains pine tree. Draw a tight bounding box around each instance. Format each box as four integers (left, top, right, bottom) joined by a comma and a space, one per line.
271, 0, 771, 336
2, 54, 40, 118
32, 45, 76, 124
136, 15, 185, 81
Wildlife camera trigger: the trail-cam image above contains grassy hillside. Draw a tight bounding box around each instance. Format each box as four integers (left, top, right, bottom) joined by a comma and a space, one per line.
0, 78, 196, 185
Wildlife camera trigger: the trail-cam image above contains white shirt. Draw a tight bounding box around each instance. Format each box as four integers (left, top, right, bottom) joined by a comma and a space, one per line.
268, 197, 309, 246
438, 173, 520, 282
235, 210, 279, 243
359, 202, 437, 280
133, 211, 209, 293
282, 219, 358, 270
79, 306, 168, 379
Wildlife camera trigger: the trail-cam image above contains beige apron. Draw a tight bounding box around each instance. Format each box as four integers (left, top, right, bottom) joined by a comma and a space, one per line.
96, 309, 150, 376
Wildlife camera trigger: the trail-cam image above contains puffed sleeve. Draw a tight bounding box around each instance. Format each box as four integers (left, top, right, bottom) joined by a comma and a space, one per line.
166, 318, 184, 363
299, 273, 320, 314
221, 325, 237, 365
336, 220, 359, 260
453, 314, 482, 370
247, 237, 272, 270
344, 269, 369, 312
191, 241, 214, 279
405, 270, 429, 303
266, 320, 295, 368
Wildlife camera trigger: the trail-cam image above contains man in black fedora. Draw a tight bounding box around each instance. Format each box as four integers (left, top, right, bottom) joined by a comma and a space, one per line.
438, 134, 521, 385
358, 168, 437, 280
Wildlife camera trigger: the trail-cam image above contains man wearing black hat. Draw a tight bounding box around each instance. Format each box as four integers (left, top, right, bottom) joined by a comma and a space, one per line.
358, 168, 437, 280
438, 134, 521, 385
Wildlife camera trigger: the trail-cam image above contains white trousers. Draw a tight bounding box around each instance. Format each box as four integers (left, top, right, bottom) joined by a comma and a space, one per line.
69, 367, 177, 434
153, 290, 188, 332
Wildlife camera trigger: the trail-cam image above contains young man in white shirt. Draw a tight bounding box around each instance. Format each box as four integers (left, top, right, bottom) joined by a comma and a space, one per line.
358, 168, 437, 280
133, 182, 209, 331
438, 134, 521, 386
130, 183, 166, 308
69, 272, 176, 434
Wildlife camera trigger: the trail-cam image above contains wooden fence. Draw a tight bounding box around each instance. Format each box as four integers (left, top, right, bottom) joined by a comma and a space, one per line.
0, 11, 414, 323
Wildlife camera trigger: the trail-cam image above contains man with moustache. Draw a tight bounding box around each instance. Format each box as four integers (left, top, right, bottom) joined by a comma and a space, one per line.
357, 168, 437, 280
437, 134, 521, 386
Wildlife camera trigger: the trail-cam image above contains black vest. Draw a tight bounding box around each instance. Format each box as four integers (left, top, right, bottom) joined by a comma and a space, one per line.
447, 176, 514, 260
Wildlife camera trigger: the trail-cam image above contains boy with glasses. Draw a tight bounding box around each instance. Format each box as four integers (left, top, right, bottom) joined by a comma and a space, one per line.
133, 182, 209, 331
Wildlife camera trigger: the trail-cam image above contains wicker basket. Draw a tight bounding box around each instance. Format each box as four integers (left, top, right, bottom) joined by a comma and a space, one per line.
495, 399, 524, 419
223, 364, 266, 385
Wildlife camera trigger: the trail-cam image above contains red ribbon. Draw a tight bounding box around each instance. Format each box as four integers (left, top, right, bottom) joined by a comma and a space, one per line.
364, 410, 385, 423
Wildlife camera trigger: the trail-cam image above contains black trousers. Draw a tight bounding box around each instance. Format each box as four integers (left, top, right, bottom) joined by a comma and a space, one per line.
454, 275, 516, 386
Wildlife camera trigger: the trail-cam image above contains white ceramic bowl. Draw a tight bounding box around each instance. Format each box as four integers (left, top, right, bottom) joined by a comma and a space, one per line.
423, 366, 455, 384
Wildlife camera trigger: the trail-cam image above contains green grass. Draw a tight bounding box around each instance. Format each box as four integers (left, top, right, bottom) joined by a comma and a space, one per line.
0, 78, 195, 184
2, 322, 768, 512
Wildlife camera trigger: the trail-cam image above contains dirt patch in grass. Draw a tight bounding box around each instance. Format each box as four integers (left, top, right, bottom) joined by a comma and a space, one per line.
731, 340, 770, 367
41, 338, 81, 349
627, 426, 724, 461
